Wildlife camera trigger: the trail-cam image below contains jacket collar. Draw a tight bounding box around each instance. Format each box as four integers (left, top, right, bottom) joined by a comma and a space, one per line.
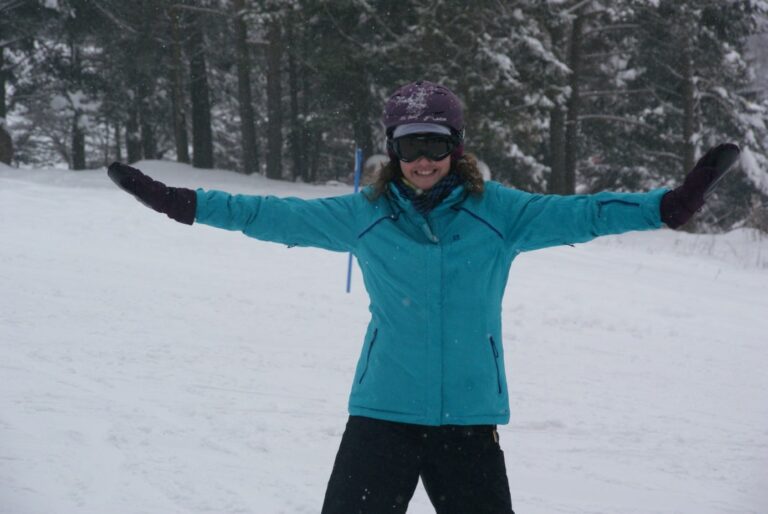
387, 181, 469, 217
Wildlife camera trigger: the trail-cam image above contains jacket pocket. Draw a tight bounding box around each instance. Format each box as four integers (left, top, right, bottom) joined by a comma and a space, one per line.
358, 328, 379, 384
489, 336, 502, 394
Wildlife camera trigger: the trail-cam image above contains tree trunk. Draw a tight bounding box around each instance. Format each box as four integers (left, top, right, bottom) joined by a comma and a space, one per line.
353, 113, 372, 165
309, 128, 320, 183
286, 13, 303, 181
233, 0, 258, 175
0, 46, 6, 119
126, 99, 142, 163
114, 122, 122, 162
351, 77, 373, 164
0, 125, 11, 164
564, 13, 585, 195
546, 21, 567, 195
187, 12, 214, 169
299, 28, 311, 183
71, 114, 86, 169
135, 6, 156, 161
0, 46, 13, 165
548, 104, 566, 194
103, 121, 110, 165
138, 80, 156, 160
681, 36, 696, 176
70, 43, 85, 170
266, 18, 283, 180
169, 7, 190, 163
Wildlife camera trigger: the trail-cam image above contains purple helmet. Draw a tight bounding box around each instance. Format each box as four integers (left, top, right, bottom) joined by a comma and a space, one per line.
383, 81, 464, 137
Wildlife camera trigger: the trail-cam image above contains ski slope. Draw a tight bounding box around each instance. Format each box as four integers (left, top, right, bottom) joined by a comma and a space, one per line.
1, 160, 767, 514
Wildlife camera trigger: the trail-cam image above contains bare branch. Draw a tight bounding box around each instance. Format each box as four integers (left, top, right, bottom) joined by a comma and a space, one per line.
583, 24, 639, 37
321, 4, 366, 50
575, 114, 655, 131
650, 83, 683, 100
581, 51, 626, 60
652, 57, 685, 81
0, 0, 26, 14
90, 3, 138, 34
168, 4, 228, 17
581, 88, 654, 98
646, 150, 683, 162
559, 0, 592, 16
353, 0, 400, 40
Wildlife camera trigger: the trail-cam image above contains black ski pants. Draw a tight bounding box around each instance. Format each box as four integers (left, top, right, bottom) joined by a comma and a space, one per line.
321, 415, 515, 514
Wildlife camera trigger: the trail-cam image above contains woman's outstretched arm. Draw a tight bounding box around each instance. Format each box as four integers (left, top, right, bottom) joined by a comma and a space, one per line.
495, 143, 740, 252
107, 162, 362, 252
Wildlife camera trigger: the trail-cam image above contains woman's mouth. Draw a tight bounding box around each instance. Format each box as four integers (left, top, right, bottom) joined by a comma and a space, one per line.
414, 169, 437, 176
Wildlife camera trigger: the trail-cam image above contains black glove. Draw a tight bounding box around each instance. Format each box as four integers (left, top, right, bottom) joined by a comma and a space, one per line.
107, 162, 196, 225
660, 143, 740, 229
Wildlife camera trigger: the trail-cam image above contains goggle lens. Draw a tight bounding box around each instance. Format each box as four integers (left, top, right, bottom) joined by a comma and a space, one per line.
392, 135, 455, 162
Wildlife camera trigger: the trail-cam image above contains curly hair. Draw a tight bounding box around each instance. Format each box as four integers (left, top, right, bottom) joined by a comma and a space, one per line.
365, 153, 485, 201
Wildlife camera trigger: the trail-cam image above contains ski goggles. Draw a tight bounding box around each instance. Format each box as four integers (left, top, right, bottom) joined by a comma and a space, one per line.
390, 134, 458, 163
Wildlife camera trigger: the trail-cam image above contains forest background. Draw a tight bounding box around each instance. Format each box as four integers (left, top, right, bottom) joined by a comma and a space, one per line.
1, 0, 767, 232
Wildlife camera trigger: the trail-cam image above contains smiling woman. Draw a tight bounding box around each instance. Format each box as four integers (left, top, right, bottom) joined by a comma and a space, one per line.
383, 81, 466, 195
399, 153, 451, 191
106, 79, 739, 514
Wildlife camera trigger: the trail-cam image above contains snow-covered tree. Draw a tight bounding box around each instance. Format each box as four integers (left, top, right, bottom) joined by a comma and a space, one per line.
3, 0, 767, 230
617, 0, 768, 229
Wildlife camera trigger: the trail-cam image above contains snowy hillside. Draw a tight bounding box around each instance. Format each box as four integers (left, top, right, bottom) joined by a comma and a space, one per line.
1, 161, 767, 514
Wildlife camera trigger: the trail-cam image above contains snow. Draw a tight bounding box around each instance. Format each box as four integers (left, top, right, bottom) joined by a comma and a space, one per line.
1, 160, 768, 514
615, 68, 638, 87
520, 36, 570, 75
50, 95, 69, 111
486, 50, 517, 77
505, 141, 549, 183
741, 146, 768, 196
724, 50, 743, 66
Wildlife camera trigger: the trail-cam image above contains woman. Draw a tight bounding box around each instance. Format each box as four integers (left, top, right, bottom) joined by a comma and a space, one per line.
108, 81, 737, 514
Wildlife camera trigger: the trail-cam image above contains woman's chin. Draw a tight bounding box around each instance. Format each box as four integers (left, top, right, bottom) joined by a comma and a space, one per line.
407, 172, 443, 191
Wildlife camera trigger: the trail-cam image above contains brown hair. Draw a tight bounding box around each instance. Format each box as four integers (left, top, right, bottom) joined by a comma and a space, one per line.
365, 153, 485, 201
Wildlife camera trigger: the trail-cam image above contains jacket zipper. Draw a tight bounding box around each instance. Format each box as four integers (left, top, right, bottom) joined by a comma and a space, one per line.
489, 336, 502, 394
358, 328, 379, 384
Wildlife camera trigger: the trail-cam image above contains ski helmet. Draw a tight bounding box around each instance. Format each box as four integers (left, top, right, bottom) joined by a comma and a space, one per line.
383, 81, 464, 137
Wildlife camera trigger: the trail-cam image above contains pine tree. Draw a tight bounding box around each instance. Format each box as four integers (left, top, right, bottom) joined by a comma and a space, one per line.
619, 0, 768, 229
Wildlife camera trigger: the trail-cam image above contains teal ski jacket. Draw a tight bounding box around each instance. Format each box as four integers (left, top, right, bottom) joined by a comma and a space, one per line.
195, 181, 667, 426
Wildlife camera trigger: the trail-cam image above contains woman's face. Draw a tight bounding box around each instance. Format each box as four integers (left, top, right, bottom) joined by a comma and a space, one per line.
400, 155, 451, 191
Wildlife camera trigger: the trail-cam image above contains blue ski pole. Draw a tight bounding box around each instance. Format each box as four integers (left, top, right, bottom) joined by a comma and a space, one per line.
346, 148, 363, 293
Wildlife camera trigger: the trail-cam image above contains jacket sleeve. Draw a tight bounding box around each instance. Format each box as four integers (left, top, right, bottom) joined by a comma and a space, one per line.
194, 189, 361, 252
493, 184, 668, 253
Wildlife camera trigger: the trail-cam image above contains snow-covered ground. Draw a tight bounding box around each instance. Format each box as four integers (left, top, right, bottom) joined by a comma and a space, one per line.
1, 160, 767, 514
